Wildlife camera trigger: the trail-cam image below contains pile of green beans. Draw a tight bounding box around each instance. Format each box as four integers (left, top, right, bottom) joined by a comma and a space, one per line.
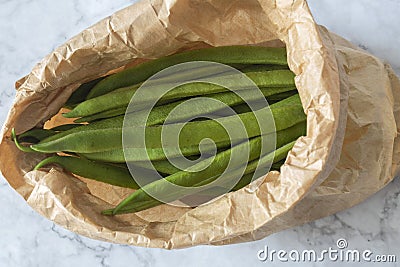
12, 45, 306, 215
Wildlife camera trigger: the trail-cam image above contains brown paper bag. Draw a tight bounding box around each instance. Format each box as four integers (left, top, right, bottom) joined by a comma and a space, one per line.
0, 0, 399, 248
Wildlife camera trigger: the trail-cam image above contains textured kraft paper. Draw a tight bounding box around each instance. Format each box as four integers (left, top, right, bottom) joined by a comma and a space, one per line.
0, 0, 399, 248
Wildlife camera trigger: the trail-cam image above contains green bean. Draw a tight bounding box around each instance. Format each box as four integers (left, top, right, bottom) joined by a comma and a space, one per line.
75, 87, 295, 124
130, 159, 181, 175
64, 70, 295, 119
79, 140, 232, 162
74, 107, 127, 123
34, 156, 139, 189
109, 136, 263, 214
32, 95, 305, 160
106, 138, 298, 215
105, 128, 300, 215
128, 155, 214, 175
142, 63, 278, 85
102, 200, 157, 215
83, 64, 275, 111
87, 46, 288, 99
54, 94, 305, 161
201, 140, 293, 194
63, 70, 295, 118
31, 116, 125, 146
128, 120, 303, 175
14, 124, 83, 146
64, 77, 104, 109
196, 122, 303, 191
135, 63, 234, 88
36, 89, 286, 149
149, 140, 296, 209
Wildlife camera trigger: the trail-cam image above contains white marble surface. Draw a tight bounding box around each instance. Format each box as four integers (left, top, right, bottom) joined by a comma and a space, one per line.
0, 0, 399, 266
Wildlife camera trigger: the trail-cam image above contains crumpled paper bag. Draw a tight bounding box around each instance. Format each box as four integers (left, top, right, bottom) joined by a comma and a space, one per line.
0, 0, 399, 249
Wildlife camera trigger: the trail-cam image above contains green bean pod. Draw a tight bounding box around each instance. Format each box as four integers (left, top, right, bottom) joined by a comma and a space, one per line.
122, 122, 304, 209
74, 107, 127, 123
74, 87, 295, 124
79, 140, 231, 162
31, 116, 125, 146
64, 70, 295, 119
32, 95, 305, 161
109, 136, 264, 214
132, 63, 239, 88
198, 141, 293, 195
128, 120, 304, 175
13, 125, 83, 150
15, 124, 82, 145
34, 156, 139, 189
106, 138, 298, 215
87, 46, 288, 99
130, 159, 183, 175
